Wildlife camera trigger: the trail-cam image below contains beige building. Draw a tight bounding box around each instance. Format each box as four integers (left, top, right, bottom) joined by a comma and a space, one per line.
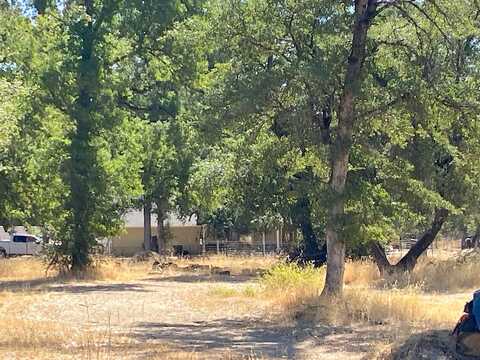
111, 211, 288, 256
111, 211, 203, 256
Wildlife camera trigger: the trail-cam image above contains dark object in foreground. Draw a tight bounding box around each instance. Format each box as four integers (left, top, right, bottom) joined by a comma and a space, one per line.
378, 330, 470, 360
452, 290, 480, 357
456, 333, 480, 357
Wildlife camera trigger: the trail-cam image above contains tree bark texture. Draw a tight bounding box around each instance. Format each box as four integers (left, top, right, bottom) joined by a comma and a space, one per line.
371, 208, 449, 274
156, 205, 166, 254
143, 202, 152, 251
322, 0, 378, 297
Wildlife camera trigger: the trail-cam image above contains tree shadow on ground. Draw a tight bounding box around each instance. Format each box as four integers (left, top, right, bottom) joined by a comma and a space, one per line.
299, 323, 389, 357
144, 273, 253, 284
0, 277, 151, 293
127, 318, 391, 359
382, 329, 476, 360
0, 277, 58, 291
128, 318, 297, 358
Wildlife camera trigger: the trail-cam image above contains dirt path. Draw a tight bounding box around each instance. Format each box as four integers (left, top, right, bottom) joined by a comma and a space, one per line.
3, 273, 386, 359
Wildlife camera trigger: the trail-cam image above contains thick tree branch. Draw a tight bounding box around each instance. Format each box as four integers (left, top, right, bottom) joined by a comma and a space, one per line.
371, 208, 449, 273
309, 96, 332, 145
370, 241, 392, 274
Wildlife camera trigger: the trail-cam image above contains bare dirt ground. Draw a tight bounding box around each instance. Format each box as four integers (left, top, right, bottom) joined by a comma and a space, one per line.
1, 270, 389, 359
3, 251, 473, 359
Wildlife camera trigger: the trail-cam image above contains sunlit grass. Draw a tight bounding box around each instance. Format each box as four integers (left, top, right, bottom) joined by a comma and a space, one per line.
175, 254, 278, 275
1, 250, 477, 358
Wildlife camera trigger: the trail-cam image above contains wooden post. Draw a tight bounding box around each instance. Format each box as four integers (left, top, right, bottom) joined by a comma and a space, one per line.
262, 231, 266, 256
215, 230, 219, 254
276, 229, 280, 253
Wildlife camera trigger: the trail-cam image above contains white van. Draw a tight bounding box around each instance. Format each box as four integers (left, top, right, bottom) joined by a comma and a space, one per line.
0, 234, 43, 257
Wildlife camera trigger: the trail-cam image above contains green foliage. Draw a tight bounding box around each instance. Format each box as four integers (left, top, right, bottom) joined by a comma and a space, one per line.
2, 0, 480, 276
194, 0, 480, 251
260, 262, 324, 292
0, 1, 147, 269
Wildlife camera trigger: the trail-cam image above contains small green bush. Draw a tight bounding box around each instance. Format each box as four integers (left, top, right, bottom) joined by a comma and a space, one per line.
260, 262, 325, 292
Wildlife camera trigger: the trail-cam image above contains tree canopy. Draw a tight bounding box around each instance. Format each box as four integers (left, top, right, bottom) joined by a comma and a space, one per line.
1, 0, 480, 293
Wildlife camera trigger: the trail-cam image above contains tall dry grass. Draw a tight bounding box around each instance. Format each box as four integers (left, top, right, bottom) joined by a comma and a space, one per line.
175, 254, 278, 274
0, 254, 277, 284
382, 257, 480, 292
207, 254, 478, 330
0, 256, 55, 281
1, 252, 477, 358
85, 257, 153, 281
0, 256, 153, 285
0, 289, 116, 359
343, 288, 464, 328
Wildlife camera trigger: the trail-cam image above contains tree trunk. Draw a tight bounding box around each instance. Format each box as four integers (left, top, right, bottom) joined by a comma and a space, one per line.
143, 202, 152, 251
70, 0, 97, 272
201, 225, 206, 255
293, 195, 326, 265
370, 241, 393, 275
290, 169, 326, 265
322, 0, 378, 297
473, 225, 480, 248
156, 207, 165, 254
395, 208, 449, 271
300, 202, 318, 260
371, 208, 449, 273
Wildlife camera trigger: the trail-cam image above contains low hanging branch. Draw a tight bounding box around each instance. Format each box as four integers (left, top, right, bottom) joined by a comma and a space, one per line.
371, 208, 449, 274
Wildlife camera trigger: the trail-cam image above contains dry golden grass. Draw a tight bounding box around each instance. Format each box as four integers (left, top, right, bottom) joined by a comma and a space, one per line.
0, 256, 153, 285
0, 289, 256, 359
403, 257, 480, 292
343, 288, 464, 328
0, 256, 55, 281
175, 254, 278, 275
0, 292, 116, 359
85, 257, 152, 281
0, 254, 277, 284
0, 255, 272, 359
344, 259, 380, 286
374, 252, 480, 292
207, 254, 478, 331
1, 251, 477, 359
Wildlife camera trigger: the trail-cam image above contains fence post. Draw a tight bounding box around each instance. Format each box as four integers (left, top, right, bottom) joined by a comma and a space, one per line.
276, 229, 280, 253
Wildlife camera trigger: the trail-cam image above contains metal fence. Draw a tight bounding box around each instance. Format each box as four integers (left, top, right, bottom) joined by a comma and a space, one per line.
204, 240, 282, 255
